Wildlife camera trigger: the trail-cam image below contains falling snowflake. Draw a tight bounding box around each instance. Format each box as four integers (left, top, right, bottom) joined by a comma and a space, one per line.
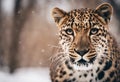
32, 11, 35, 14
41, 49, 45, 53
39, 62, 42, 65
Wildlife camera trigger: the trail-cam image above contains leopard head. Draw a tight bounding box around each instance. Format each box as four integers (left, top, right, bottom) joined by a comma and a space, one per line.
52, 3, 113, 70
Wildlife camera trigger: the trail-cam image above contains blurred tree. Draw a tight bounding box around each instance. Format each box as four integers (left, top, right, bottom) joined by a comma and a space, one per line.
0, 0, 1, 23
0, 0, 8, 68
108, 0, 120, 32
9, 0, 36, 73
0, 0, 4, 67
82, 0, 103, 8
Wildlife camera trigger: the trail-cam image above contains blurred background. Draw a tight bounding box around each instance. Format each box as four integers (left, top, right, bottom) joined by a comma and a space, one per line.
0, 0, 120, 82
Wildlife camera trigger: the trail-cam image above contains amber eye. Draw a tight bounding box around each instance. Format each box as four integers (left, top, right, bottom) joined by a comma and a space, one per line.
90, 28, 99, 35
65, 28, 74, 35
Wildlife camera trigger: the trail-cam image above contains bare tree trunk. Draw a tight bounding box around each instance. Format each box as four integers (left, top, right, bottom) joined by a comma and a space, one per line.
0, 0, 1, 24
0, 0, 7, 68
9, 0, 36, 73
0, 0, 4, 67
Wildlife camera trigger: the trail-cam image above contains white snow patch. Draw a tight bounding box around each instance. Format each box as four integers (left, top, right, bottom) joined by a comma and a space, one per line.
1, 0, 14, 15
0, 67, 51, 82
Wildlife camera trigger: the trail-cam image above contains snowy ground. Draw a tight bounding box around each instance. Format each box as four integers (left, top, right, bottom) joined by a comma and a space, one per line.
0, 67, 51, 82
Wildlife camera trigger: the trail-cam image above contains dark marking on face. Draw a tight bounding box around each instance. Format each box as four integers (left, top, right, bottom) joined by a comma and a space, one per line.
96, 67, 100, 73
63, 79, 68, 82
63, 79, 72, 82
114, 61, 117, 68
104, 78, 110, 82
72, 78, 76, 81
59, 75, 63, 78
70, 57, 75, 63
98, 71, 105, 80
55, 79, 58, 82
84, 73, 87, 77
91, 73, 94, 77
113, 78, 117, 82
69, 73, 73, 76
90, 79, 93, 82
103, 60, 112, 71
79, 75, 82, 78
99, 60, 103, 65
65, 60, 73, 70
95, 77, 97, 81
109, 71, 114, 78
60, 70, 66, 77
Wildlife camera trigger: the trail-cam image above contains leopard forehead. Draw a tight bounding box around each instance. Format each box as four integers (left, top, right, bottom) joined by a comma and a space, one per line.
63, 8, 94, 28
60, 8, 105, 32
68, 8, 93, 20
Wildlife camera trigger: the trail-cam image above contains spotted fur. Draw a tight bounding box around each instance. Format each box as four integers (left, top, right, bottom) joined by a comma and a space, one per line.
50, 3, 120, 82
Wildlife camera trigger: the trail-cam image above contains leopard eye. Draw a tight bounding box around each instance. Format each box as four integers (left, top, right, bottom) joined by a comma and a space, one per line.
65, 28, 74, 35
90, 28, 99, 35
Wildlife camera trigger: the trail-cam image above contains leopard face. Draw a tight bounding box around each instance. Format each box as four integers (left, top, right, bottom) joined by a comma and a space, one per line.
52, 3, 113, 71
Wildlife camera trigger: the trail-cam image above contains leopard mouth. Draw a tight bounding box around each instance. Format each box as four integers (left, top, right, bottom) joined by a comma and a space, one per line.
78, 57, 96, 64
71, 57, 96, 70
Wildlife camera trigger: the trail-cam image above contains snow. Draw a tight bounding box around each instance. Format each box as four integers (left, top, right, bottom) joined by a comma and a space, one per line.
0, 67, 51, 82
1, 0, 14, 15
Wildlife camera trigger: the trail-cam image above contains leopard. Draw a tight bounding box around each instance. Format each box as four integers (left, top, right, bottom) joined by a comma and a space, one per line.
50, 3, 120, 82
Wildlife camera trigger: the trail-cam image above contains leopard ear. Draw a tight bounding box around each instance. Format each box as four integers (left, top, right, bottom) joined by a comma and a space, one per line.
51, 7, 67, 26
95, 3, 113, 24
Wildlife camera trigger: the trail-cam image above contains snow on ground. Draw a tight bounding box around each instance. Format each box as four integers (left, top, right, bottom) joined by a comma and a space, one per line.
0, 67, 51, 82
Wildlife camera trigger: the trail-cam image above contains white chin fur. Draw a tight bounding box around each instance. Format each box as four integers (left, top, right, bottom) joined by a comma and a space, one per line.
73, 64, 93, 71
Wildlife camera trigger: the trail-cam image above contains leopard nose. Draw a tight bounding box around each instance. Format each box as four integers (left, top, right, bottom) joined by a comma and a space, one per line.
74, 49, 89, 56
